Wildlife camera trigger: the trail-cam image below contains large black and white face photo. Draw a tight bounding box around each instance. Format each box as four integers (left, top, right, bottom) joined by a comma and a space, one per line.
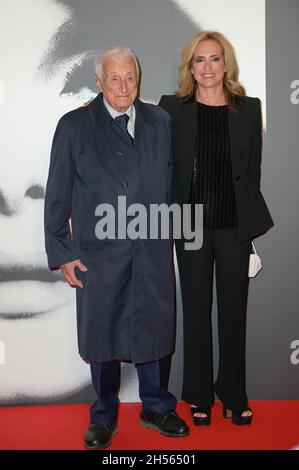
0, 0, 265, 404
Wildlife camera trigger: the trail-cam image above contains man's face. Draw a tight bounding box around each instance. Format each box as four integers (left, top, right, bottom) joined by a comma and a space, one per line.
96, 57, 138, 112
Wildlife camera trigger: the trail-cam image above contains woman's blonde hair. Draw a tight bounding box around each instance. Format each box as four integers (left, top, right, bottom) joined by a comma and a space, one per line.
176, 31, 245, 107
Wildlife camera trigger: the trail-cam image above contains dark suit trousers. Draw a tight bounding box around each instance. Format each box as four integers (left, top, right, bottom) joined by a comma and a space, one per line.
90, 355, 176, 424
179, 229, 251, 410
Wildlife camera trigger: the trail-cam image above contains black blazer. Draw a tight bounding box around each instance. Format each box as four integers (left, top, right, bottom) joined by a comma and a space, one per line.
159, 94, 274, 243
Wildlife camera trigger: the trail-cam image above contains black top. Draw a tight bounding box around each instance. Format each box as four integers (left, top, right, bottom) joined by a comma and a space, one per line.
190, 102, 237, 228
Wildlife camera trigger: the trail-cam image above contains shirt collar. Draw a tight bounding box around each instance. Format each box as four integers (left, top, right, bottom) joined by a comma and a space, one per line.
103, 97, 134, 119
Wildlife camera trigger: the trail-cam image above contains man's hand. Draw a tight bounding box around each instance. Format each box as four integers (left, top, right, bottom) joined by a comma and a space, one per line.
60, 259, 88, 288
83, 99, 93, 107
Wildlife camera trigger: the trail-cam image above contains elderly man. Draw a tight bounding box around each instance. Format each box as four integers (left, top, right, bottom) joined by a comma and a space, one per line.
44, 47, 189, 449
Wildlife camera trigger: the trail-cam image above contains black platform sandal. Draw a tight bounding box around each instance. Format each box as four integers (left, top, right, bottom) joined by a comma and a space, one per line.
222, 405, 253, 425
190, 406, 211, 426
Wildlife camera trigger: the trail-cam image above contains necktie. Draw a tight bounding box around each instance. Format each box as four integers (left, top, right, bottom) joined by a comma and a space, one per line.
115, 114, 134, 144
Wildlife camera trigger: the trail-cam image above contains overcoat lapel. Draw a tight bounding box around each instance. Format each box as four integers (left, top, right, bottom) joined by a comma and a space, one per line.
134, 99, 145, 145
177, 99, 197, 203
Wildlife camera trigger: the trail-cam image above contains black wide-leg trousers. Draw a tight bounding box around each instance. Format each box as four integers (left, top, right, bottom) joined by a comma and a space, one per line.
178, 229, 251, 410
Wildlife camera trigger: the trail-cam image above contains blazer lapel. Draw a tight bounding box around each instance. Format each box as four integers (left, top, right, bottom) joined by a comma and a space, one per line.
228, 98, 246, 178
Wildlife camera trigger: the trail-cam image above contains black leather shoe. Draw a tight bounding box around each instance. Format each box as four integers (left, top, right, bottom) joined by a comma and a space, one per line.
84, 423, 118, 449
140, 408, 189, 437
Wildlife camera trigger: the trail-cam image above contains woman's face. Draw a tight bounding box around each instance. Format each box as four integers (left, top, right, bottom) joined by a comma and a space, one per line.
191, 39, 226, 91
0, 0, 92, 402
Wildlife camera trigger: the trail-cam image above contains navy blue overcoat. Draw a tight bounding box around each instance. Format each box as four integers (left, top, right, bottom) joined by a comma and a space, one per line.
44, 94, 175, 363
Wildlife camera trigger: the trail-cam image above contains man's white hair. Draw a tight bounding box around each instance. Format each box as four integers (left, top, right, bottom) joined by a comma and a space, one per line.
95, 46, 140, 81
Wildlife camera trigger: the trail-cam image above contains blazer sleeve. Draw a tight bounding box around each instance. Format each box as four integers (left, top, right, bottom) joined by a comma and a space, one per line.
250, 98, 263, 189
44, 118, 79, 269
158, 95, 175, 118
158, 95, 168, 111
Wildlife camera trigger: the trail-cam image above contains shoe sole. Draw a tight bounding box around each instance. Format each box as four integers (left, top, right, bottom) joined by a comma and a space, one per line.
232, 417, 253, 425
84, 426, 118, 449
193, 419, 211, 426
139, 418, 189, 437
223, 415, 253, 425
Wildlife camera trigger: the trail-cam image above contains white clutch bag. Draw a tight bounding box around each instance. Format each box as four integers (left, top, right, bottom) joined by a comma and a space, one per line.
248, 242, 262, 278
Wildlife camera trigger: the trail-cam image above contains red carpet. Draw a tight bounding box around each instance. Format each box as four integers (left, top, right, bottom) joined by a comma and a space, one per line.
0, 401, 298, 450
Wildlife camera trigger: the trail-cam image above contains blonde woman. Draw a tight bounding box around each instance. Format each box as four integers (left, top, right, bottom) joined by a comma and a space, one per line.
159, 31, 273, 426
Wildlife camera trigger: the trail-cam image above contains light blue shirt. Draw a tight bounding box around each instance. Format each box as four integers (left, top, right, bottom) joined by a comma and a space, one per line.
103, 97, 135, 138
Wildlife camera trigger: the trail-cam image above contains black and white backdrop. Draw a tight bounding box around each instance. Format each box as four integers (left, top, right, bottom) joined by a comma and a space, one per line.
0, 0, 298, 405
